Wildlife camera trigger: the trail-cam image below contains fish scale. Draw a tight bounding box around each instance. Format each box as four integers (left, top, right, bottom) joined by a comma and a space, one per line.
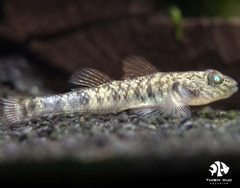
0, 56, 238, 125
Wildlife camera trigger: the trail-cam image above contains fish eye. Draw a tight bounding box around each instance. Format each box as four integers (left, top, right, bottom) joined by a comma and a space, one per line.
213, 75, 222, 84
207, 71, 224, 86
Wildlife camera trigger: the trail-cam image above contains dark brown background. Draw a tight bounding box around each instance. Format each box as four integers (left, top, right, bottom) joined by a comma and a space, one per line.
0, 0, 239, 109
0, 1, 240, 186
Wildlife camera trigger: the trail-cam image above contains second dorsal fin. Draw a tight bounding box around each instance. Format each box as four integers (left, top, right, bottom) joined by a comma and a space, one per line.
122, 56, 158, 79
69, 68, 113, 88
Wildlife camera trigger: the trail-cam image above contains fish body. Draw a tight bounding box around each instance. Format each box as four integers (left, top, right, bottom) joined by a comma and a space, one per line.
1, 57, 238, 124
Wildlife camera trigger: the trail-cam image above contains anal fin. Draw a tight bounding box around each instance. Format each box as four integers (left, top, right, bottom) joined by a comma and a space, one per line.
130, 108, 162, 117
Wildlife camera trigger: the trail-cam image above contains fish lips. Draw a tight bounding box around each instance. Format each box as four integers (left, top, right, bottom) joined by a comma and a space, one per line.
231, 81, 238, 93
223, 82, 238, 99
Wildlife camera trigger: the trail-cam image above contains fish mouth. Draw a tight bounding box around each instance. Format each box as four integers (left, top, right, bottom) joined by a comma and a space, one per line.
226, 84, 238, 99
231, 81, 238, 93
232, 86, 238, 93
222, 82, 238, 99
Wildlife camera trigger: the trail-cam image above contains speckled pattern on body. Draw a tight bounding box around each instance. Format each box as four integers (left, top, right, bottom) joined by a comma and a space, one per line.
0, 57, 238, 125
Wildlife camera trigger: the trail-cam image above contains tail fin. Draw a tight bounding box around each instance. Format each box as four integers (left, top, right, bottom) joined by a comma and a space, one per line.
0, 98, 26, 125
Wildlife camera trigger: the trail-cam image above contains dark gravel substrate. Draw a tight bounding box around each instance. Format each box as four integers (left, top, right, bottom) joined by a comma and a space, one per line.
0, 107, 239, 186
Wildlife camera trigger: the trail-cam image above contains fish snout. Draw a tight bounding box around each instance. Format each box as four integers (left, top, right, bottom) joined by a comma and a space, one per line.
231, 80, 238, 93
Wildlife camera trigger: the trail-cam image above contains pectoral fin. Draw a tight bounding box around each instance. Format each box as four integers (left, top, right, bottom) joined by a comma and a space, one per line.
162, 82, 191, 118
162, 101, 191, 118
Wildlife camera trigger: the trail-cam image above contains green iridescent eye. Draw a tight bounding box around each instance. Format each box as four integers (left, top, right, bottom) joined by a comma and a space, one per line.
213, 75, 222, 84
207, 71, 224, 86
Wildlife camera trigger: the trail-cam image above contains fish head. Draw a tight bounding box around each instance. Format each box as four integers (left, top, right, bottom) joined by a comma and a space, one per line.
177, 70, 238, 106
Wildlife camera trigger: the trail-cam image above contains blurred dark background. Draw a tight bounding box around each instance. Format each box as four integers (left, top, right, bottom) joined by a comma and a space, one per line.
0, 1, 240, 186
0, 0, 239, 109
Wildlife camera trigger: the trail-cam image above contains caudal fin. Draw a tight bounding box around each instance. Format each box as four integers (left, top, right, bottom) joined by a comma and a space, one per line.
0, 98, 26, 125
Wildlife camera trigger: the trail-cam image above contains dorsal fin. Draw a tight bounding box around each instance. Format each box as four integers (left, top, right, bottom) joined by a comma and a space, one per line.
69, 68, 113, 88
122, 56, 158, 79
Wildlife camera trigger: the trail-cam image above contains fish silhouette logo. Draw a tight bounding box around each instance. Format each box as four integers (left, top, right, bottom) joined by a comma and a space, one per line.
209, 161, 230, 177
